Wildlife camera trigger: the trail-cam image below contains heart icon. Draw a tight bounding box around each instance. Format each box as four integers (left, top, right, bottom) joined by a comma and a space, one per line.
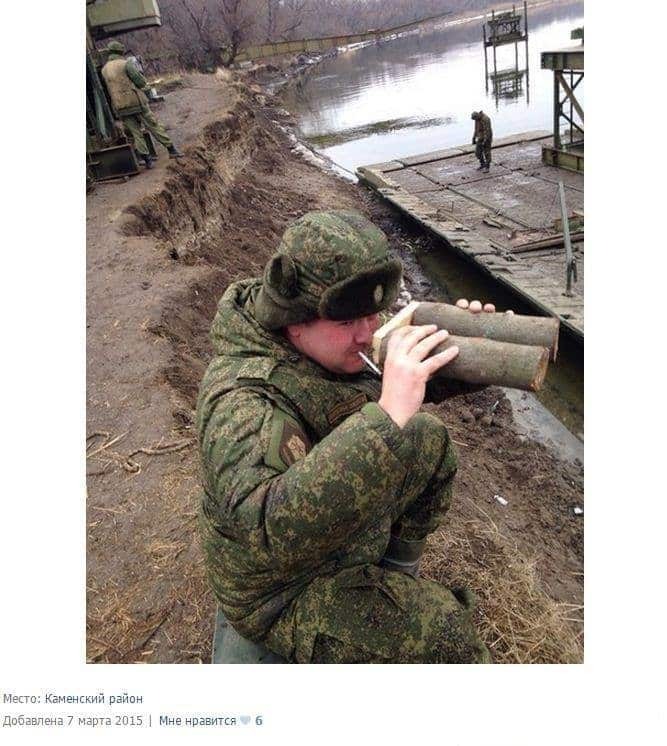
240, 716, 251, 725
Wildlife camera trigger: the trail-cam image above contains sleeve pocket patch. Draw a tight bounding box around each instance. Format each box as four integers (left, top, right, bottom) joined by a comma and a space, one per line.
265, 408, 312, 471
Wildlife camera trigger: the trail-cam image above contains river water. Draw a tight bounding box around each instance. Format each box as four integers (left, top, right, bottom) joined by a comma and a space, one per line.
284, 1, 584, 437
285, 1, 584, 176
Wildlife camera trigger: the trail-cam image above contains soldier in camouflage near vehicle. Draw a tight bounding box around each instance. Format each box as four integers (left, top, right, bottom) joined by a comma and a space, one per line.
100, 41, 183, 169
471, 110, 493, 172
196, 210, 493, 663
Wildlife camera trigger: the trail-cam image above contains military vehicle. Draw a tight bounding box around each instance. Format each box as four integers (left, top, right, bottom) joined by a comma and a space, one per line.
86, 0, 162, 180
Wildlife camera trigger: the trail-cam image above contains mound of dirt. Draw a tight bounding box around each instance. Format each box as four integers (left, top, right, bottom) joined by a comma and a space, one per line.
86, 69, 582, 663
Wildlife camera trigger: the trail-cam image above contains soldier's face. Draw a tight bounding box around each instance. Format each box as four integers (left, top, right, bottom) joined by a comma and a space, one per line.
285, 314, 380, 374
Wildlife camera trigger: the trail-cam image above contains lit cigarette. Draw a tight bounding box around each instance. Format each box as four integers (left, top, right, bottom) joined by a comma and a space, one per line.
358, 351, 382, 377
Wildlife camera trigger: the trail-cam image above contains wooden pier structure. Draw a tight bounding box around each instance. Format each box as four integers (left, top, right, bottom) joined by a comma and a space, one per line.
541, 42, 584, 172
357, 132, 584, 341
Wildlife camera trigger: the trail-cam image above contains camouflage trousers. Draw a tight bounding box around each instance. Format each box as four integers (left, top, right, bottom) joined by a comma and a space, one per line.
265, 413, 491, 663
121, 103, 173, 156
476, 139, 492, 167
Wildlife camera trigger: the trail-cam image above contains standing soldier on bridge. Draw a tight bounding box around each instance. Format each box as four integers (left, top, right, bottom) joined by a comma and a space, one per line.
101, 40, 183, 169
471, 110, 493, 172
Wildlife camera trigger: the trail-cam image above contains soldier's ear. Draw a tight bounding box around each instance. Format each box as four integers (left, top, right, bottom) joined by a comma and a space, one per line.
284, 323, 302, 340
265, 253, 299, 299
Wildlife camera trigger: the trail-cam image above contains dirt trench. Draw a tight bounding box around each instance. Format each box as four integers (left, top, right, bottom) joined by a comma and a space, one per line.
86, 70, 583, 664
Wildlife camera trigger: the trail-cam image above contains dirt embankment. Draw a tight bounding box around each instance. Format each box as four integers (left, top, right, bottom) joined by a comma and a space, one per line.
86, 67, 583, 664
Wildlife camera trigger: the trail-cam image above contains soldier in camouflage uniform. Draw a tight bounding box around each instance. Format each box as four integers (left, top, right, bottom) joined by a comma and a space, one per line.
196, 211, 492, 663
471, 110, 493, 172
101, 41, 183, 169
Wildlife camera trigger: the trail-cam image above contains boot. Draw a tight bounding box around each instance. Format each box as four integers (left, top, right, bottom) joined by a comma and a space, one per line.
141, 153, 154, 169
168, 144, 184, 158
380, 535, 426, 578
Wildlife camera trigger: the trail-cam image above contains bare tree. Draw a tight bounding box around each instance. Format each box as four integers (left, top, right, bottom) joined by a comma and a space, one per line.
280, 0, 308, 39
178, 0, 222, 66
125, 0, 504, 73
219, 0, 258, 63
265, 0, 277, 41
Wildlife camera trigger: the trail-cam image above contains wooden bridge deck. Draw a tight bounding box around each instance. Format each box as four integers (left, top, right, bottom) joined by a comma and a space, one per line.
357, 131, 584, 340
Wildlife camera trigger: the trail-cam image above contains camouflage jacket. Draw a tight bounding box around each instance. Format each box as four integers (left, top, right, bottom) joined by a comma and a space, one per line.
474, 112, 493, 143
196, 279, 436, 640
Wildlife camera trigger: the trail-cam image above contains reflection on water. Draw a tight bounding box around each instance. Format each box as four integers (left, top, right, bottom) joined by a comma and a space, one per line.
308, 115, 453, 148
487, 62, 528, 102
284, 1, 584, 174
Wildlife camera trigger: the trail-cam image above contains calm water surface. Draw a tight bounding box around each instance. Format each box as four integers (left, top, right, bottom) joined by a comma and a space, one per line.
285, 1, 584, 175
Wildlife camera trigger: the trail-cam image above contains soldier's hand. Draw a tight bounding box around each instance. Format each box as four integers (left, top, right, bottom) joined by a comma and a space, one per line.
455, 298, 514, 315
378, 325, 458, 428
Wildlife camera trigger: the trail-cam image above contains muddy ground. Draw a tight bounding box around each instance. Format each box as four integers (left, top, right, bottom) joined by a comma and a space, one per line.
86, 64, 583, 664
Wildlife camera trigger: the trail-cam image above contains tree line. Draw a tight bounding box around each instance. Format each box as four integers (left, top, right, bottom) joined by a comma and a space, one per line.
116, 0, 495, 73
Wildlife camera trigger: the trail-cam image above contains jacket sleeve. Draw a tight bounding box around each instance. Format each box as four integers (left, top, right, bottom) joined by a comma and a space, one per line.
200, 388, 415, 566
125, 59, 148, 90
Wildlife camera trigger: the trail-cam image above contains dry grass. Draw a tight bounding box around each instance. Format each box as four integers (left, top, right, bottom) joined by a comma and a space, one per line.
87, 461, 215, 663
86, 559, 214, 664
88, 450, 582, 664
422, 499, 583, 664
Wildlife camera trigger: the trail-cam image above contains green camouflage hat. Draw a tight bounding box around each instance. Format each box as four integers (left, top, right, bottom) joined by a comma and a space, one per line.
106, 40, 126, 55
255, 211, 402, 329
